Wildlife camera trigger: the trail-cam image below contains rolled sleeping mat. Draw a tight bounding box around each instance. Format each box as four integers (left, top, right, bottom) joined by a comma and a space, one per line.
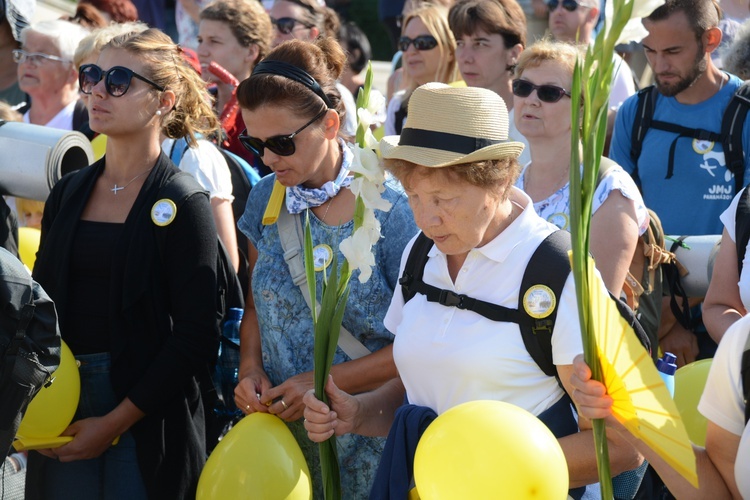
0, 121, 94, 201
668, 235, 722, 298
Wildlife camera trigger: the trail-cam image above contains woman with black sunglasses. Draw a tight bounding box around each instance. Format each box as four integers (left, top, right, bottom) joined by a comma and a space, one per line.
232, 38, 418, 498
28, 28, 221, 500
513, 40, 647, 297
384, 3, 458, 136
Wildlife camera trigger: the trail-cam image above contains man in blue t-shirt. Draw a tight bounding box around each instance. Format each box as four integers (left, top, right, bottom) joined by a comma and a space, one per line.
610, 0, 750, 366
610, 0, 750, 238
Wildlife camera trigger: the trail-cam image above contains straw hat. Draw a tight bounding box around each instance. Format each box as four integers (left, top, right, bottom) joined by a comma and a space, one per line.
380, 83, 525, 168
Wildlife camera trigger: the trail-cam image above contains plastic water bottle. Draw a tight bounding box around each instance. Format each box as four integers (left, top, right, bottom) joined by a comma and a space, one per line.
218, 308, 243, 411
657, 352, 677, 397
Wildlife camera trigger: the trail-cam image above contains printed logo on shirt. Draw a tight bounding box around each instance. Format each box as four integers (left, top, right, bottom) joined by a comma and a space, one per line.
151, 199, 177, 226
523, 285, 556, 319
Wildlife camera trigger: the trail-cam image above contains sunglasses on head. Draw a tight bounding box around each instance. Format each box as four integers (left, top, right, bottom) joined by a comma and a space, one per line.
271, 16, 313, 35
398, 35, 438, 52
546, 0, 587, 11
79, 64, 164, 97
239, 109, 328, 157
512, 79, 572, 103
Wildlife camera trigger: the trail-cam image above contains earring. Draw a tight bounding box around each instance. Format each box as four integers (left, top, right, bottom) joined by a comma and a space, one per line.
156, 110, 162, 116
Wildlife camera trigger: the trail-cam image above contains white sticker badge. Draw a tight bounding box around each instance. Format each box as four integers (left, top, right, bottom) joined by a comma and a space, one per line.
151, 199, 177, 226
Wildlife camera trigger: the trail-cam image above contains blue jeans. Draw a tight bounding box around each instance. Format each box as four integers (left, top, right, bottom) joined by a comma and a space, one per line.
32, 353, 147, 500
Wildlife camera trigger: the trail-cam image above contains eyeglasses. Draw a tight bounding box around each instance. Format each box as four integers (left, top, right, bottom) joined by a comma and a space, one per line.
239, 109, 327, 157
398, 35, 438, 52
512, 79, 572, 103
546, 0, 587, 11
12, 49, 69, 65
270, 17, 314, 35
79, 64, 165, 97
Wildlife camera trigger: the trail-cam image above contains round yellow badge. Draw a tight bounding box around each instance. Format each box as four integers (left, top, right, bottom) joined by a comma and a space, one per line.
523, 285, 556, 319
546, 213, 569, 230
692, 139, 714, 155
151, 199, 177, 226
312, 244, 333, 272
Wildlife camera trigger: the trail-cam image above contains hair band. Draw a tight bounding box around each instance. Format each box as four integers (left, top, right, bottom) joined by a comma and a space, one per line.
252, 60, 333, 108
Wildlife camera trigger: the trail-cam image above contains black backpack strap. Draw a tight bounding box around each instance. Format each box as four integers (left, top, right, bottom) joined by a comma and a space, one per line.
398, 233, 521, 322
629, 85, 659, 184
742, 328, 750, 425
400, 232, 435, 303
518, 230, 572, 378
722, 81, 750, 194
736, 187, 750, 276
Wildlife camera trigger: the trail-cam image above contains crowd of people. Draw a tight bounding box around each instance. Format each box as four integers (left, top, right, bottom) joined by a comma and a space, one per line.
1, 0, 750, 498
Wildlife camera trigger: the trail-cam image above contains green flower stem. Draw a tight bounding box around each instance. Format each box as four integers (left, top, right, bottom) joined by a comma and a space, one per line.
569, 0, 647, 497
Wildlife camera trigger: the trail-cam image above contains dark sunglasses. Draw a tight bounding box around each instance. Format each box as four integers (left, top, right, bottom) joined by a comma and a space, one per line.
239, 109, 327, 157
546, 0, 585, 11
271, 16, 313, 35
512, 79, 572, 103
79, 63, 165, 97
398, 35, 438, 52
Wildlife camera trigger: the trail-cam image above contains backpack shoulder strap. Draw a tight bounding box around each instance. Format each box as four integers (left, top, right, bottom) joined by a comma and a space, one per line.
518, 230, 572, 378
722, 81, 750, 194
742, 328, 750, 425
630, 85, 659, 171
168, 137, 191, 167
735, 187, 750, 276
399, 232, 434, 303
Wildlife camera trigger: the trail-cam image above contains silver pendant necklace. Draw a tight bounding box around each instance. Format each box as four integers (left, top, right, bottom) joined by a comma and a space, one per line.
111, 168, 153, 195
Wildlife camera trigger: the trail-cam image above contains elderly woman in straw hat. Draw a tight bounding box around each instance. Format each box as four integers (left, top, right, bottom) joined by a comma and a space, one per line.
302, 82, 641, 499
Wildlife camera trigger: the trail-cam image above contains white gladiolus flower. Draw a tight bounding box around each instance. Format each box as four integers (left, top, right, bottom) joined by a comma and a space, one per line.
604, 0, 665, 45
366, 90, 385, 115
350, 145, 385, 184
340, 227, 376, 283
350, 177, 392, 211
360, 208, 382, 245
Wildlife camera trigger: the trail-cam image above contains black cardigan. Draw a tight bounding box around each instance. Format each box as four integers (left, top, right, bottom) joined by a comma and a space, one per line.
29, 153, 219, 499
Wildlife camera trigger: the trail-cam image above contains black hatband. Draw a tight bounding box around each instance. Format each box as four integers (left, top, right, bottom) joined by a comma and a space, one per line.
398, 127, 503, 155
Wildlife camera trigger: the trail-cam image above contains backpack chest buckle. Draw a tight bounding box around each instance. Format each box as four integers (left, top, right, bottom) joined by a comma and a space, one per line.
439, 289, 469, 309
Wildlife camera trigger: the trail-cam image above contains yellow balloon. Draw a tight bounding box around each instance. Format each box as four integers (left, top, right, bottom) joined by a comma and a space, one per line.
414, 400, 569, 500
16, 341, 80, 443
17, 226, 41, 270
674, 359, 712, 447
197, 412, 312, 500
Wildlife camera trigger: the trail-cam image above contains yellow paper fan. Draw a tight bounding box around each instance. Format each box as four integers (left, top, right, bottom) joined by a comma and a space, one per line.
262, 180, 286, 225
586, 256, 699, 488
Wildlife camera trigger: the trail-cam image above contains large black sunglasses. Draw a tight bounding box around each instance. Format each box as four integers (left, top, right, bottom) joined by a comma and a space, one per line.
398, 35, 438, 52
271, 16, 314, 35
79, 63, 165, 97
546, 0, 585, 11
512, 79, 572, 103
239, 109, 328, 157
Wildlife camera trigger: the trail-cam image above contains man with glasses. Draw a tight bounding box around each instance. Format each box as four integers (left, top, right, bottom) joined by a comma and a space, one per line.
610, 0, 750, 366
547, 0, 636, 110
448, 0, 531, 166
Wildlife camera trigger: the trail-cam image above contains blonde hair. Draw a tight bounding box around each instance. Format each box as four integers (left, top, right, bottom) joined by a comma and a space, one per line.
515, 38, 584, 79
105, 28, 220, 146
16, 198, 45, 227
401, 4, 458, 101
74, 21, 148, 68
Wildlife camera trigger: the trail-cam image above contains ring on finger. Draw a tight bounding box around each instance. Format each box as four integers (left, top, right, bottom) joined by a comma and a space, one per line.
280, 399, 288, 410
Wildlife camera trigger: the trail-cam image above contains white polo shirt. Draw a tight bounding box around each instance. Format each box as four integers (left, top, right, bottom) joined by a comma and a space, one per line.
386, 187, 584, 417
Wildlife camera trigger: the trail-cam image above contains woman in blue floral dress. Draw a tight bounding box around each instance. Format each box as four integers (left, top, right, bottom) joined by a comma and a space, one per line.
233, 38, 418, 498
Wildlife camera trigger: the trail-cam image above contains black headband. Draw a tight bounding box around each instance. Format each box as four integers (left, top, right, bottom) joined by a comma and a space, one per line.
252, 60, 333, 108
398, 128, 504, 155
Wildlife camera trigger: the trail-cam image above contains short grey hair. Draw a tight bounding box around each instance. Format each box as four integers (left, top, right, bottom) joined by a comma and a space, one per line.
721, 19, 750, 80
20, 19, 89, 62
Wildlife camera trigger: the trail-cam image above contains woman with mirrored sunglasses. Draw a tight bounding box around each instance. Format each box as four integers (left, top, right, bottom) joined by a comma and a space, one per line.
16, 19, 88, 129
384, 3, 458, 136
233, 38, 418, 499
513, 39, 648, 298
29, 28, 222, 500
197, 0, 273, 171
